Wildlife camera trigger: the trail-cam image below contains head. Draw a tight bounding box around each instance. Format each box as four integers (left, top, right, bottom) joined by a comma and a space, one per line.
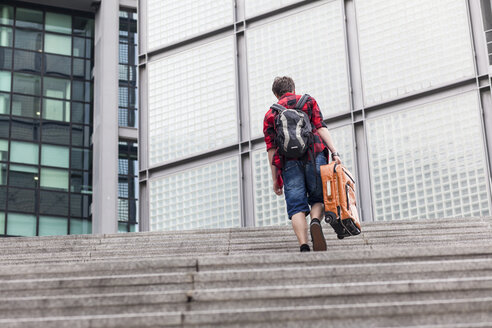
272, 76, 295, 99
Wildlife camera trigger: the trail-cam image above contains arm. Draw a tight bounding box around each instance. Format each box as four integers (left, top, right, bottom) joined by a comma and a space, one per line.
317, 127, 341, 164
268, 148, 283, 195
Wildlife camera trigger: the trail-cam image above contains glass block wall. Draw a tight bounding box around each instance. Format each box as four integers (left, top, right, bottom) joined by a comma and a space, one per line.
0, 3, 93, 236
141, 0, 492, 231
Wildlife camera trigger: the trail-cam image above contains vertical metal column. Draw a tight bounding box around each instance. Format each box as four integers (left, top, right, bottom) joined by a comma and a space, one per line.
93, 0, 119, 234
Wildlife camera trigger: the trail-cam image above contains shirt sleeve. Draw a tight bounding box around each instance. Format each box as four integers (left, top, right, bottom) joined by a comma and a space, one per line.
263, 110, 276, 151
309, 97, 327, 130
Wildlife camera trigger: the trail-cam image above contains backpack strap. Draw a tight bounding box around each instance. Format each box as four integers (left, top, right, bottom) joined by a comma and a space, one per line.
295, 94, 310, 110
271, 103, 286, 113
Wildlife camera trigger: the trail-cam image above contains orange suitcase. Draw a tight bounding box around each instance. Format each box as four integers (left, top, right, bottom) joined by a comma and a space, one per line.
320, 162, 361, 239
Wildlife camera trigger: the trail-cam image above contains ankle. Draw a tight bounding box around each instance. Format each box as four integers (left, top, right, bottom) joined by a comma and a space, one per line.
300, 244, 311, 252
310, 218, 320, 224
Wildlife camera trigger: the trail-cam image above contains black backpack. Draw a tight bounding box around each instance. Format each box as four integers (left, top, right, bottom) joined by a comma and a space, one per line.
271, 94, 313, 159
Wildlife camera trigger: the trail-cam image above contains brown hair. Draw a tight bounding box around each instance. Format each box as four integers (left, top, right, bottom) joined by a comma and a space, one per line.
272, 76, 295, 98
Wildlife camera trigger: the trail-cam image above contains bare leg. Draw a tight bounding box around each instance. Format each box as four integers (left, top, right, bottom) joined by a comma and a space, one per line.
310, 203, 324, 221
291, 212, 308, 245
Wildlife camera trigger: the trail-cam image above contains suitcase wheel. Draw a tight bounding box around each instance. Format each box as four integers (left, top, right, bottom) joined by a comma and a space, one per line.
337, 235, 345, 240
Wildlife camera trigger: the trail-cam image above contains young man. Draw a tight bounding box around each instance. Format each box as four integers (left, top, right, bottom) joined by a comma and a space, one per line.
263, 76, 342, 252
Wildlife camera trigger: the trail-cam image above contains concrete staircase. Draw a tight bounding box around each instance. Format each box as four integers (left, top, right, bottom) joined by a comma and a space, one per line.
1, 217, 492, 327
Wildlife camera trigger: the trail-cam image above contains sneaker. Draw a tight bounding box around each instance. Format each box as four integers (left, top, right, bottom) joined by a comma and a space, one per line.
310, 218, 327, 251
300, 244, 311, 252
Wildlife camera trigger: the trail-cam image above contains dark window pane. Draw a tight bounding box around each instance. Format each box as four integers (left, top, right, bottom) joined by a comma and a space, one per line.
73, 58, 91, 80
13, 73, 41, 96
71, 124, 90, 147
16, 8, 43, 30
11, 117, 40, 141
0, 163, 6, 185
129, 87, 137, 108
0, 48, 12, 70
0, 186, 5, 210
42, 121, 70, 145
40, 190, 68, 216
44, 77, 70, 100
128, 198, 137, 222
44, 54, 71, 78
72, 80, 91, 102
9, 164, 38, 188
71, 102, 90, 124
129, 66, 136, 86
0, 115, 9, 138
70, 170, 91, 193
14, 49, 41, 73
7, 187, 35, 212
12, 94, 40, 118
0, 5, 14, 25
73, 17, 94, 37
71, 148, 91, 171
70, 194, 91, 218
14, 29, 43, 51
73, 37, 88, 58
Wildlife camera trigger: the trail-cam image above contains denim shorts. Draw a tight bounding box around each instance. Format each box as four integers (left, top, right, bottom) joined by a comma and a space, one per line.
282, 153, 327, 219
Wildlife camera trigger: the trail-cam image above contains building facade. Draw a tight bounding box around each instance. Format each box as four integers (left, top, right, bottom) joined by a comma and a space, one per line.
138, 0, 492, 231
0, 0, 137, 237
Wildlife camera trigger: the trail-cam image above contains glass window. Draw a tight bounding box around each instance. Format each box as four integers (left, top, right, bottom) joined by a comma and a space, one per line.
10, 141, 38, 165
0, 163, 6, 185
71, 148, 91, 171
245, 0, 301, 18
72, 80, 90, 102
118, 107, 137, 128
16, 8, 43, 29
14, 29, 43, 51
41, 168, 68, 191
14, 49, 41, 74
73, 58, 91, 80
0, 71, 11, 92
0, 115, 8, 138
0, 211, 4, 234
39, 190, 68, 216
0, 139, 7, 161
41, 144, 69, 168
0, 186, 5, 210
70, 170, 91, 193
0, 26, 13, 47
12, 94, 40, 118
45, 33, 71, 56
0, 48, 12, 71
13, 73, 41, 96
45, 12, 71, 34
6, 213, 36, 236
39, 216, 68, 236
73, 17, 94, 37
71, 102, 90, 124
10, 117, 40, 141
9, 164, 38, 188
71, 124, 90, 148
72, 37, 91, 58
0, 5, 13, 25
70, 194, 91, 218
43, 98, 70, 122
0, 93, 10, 115
8, 187, 35, 213
44, 77, 70, 99
44, 54, 71, 78
70, 218, 91, 234
149, 157, 240, 231
41, 121, 70, 145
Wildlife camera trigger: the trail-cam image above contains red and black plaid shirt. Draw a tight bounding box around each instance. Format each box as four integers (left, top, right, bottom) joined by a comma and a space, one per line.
263, 93, 328, 172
